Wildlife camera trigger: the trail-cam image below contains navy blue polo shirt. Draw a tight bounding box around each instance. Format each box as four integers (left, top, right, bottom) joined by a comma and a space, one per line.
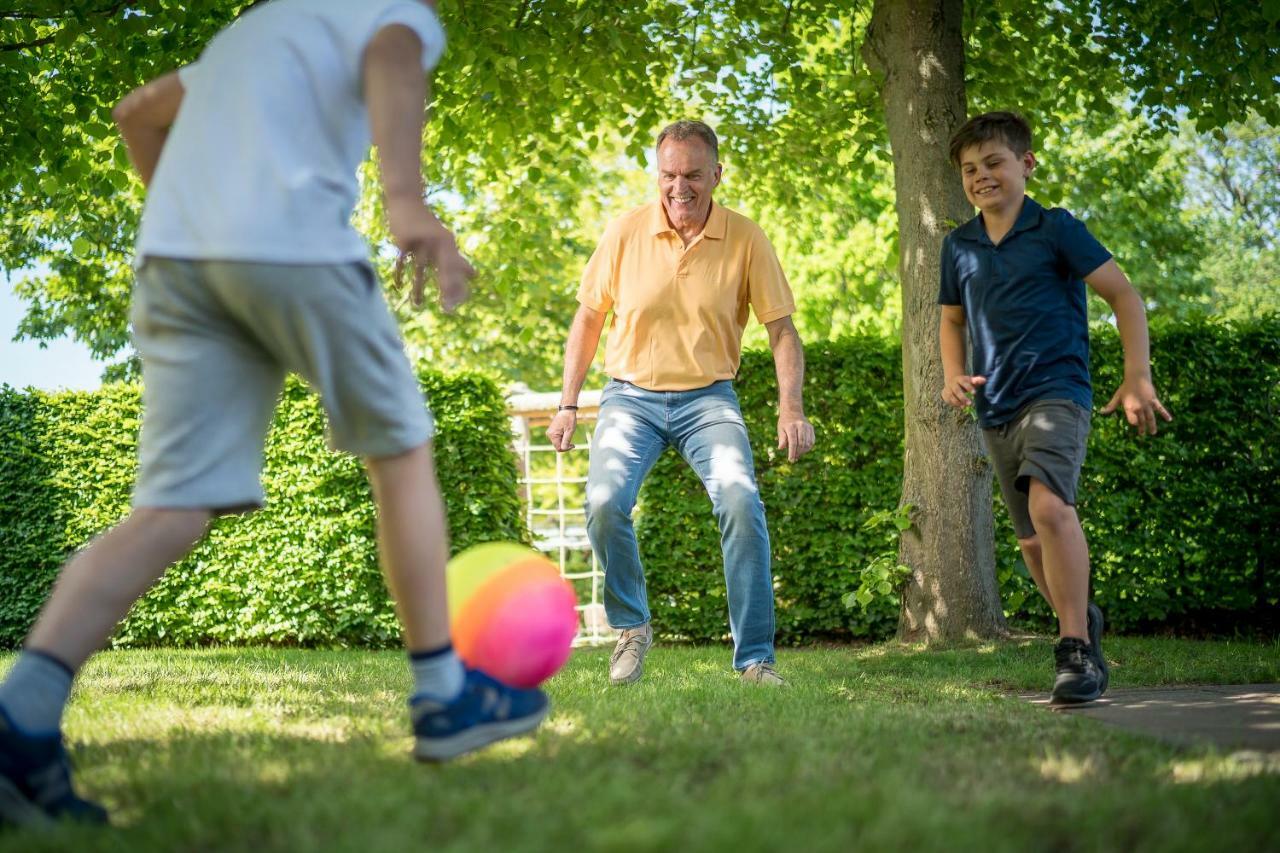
938, 196, 1112, 428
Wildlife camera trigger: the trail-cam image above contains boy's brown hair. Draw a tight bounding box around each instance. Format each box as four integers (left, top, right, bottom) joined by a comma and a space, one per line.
948, 111, 1032, 167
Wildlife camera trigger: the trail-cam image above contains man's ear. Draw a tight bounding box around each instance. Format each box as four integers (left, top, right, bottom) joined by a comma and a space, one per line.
713, 163, 723, 188
1023, 151, 1037, 176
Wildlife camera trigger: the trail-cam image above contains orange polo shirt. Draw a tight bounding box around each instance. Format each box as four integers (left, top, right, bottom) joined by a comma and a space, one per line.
577, 200, 796, 391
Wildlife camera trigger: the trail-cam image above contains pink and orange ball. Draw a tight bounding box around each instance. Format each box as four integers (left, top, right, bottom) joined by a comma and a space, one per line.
447, 542, 579, 688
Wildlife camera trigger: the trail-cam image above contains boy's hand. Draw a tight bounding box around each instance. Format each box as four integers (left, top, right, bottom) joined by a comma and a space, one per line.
1099, 376, 1172, 436
941, 374, 986, 408
387, 198, 474, 313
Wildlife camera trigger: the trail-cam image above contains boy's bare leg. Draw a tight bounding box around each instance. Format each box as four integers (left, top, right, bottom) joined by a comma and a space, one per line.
1016, 535, 1055, 613
26, 508, 211, 670
1026, 479, 1089, 640
365, 442, 451, 651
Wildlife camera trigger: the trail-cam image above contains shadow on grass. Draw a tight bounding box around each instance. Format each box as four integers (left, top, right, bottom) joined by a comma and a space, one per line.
6, 644, 1277, 852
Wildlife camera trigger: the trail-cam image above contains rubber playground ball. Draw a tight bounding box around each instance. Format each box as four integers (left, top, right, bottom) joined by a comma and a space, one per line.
446, 542, 578, 688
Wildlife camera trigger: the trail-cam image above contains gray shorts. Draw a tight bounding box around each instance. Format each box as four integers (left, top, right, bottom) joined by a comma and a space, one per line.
131, 258, 434, 514
982, 399, 1090, 539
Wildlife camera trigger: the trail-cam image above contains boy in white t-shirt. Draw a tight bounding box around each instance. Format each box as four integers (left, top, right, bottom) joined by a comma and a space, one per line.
0, 0, 547, 828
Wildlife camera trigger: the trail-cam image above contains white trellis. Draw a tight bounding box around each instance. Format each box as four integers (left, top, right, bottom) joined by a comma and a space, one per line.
506, 387, 613, 646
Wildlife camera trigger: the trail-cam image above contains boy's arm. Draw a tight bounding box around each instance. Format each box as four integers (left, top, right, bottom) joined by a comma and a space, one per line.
1085, 259, 1172, 435
939, 304, 985, 407
363, 24, 473, 311
112, 71, 185, 188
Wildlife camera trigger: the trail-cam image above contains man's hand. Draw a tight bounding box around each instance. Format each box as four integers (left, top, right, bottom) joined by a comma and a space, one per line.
777, 412, 815, 463
941, 374, 986, 408
1099, 375, 1172, 436
387, 197, 474, 312
546, 410, 578, 452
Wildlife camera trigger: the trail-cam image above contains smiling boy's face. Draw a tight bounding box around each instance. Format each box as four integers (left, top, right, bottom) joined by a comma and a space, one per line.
957, 139, 1036, 216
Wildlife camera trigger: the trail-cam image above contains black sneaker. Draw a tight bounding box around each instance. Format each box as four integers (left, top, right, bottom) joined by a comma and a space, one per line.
0, 707, 108, 828
1050, 637, 1103, 705
1087, 601, 1109, 695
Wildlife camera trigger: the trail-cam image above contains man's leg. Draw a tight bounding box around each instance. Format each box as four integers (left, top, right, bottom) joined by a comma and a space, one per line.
674, 386, 775, 674
586, 392, 667, 685
586, 400, 668, 631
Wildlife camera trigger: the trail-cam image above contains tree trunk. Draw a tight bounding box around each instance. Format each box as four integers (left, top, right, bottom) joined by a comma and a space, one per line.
863, 0, 1005, 642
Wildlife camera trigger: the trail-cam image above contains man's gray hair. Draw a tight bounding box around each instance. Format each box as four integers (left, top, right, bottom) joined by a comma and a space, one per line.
655, 120, 719, 161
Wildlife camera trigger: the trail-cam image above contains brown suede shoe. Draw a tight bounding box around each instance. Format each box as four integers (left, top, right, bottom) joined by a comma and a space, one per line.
740, 661, 785, 686
609, 624, 653, 686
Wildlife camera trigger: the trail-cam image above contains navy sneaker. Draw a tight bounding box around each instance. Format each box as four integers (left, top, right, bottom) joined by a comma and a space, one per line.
411, 668, 548, 762
1087, 601, 1109, 695
0, 707, 108, 828
1050, 637, 1103, 705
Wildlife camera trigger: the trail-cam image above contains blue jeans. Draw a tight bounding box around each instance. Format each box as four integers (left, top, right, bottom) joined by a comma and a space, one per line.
586, 379, 775, 671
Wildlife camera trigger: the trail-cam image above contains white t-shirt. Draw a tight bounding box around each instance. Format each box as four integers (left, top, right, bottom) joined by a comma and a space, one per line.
135, 0, 445, 264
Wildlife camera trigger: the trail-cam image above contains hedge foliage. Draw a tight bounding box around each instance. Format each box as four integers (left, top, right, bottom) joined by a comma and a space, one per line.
1, 320, 1275, 648
635, 317, 1279, 641
0, 370, 524, 648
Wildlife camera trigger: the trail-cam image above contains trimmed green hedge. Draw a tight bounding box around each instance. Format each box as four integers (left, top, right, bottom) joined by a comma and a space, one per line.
0, 371, 525, 648
635, 317, 1279, 640
2, 320, 1275, 647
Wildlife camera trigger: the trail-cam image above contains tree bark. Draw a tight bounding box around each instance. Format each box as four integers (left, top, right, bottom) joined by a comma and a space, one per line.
863, 0, 1005, 642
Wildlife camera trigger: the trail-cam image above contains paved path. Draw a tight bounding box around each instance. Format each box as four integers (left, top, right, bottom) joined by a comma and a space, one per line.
1023, 684, 1280, 752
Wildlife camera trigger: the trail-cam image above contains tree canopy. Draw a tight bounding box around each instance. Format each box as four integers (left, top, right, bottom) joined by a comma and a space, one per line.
3, 1, 1276, 384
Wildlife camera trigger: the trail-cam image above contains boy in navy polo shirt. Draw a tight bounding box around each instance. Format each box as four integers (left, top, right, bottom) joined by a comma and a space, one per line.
938, 112, 1172, 704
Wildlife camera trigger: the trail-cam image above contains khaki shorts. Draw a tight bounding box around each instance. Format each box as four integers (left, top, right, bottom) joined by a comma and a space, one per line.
982, 398, 1090, 539
131, 258, 434, 514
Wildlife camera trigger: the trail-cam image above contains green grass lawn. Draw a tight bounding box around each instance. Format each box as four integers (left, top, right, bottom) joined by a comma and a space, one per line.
4, 637, 1279, 852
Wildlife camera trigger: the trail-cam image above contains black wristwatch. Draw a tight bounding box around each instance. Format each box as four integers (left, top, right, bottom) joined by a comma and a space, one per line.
557, 404, 579, 412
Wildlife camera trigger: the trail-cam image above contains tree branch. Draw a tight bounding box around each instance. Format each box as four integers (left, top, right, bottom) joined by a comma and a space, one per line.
0, 35, 55, 51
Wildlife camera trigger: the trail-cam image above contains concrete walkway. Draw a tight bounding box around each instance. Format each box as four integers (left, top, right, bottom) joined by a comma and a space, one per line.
1024, 684, 1280, 752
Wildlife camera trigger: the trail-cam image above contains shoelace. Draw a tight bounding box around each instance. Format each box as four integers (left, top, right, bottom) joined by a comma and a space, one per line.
611, 634, 648, 665
1055, 642, 1089, 673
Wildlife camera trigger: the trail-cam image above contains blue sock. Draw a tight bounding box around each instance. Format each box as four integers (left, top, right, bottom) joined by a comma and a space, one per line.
0, 650, 75, 736
409, 644, 464, 706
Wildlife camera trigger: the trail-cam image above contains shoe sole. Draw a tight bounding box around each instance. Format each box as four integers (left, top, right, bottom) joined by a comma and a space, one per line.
0, 776, 55, 829
1087, 602, 1109, 695
414, 706, 549, 762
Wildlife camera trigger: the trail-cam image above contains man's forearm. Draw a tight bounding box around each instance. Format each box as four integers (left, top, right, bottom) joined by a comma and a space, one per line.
771, 329, 806, 416
560, 308, 605, 405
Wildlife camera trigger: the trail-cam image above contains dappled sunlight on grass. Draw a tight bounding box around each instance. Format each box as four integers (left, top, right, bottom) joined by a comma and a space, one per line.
1167, 751, 1280, 783
5, 642, 1275, 852
1036, 749, 1101, 784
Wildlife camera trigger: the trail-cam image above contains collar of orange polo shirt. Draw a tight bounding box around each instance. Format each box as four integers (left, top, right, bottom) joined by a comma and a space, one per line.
576, 200, 796, 392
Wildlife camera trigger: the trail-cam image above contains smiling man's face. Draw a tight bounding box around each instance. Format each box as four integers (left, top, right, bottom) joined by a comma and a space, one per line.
657, 137, 722, 236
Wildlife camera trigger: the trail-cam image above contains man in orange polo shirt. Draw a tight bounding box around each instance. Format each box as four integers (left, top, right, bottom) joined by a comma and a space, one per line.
547, 120, 815, 687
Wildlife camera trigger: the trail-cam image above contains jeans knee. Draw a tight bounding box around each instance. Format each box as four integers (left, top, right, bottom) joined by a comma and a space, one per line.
713, 487, 764, 529
586, 490, 632, 535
